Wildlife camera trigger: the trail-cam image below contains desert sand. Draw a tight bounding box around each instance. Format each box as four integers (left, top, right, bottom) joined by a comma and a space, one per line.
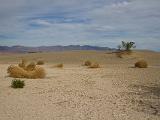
0, 50, 160, 120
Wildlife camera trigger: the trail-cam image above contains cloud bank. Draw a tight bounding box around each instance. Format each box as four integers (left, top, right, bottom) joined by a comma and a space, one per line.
0, 0, 160, 50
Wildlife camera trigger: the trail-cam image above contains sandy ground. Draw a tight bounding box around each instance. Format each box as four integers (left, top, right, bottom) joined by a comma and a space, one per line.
0, 51, 160, 120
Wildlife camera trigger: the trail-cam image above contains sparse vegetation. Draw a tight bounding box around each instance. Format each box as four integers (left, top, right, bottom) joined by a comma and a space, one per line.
135, 60, 148, 68
55, 63, 63, 68
28, 66, 46, 79
7, 65, 28, 78
116, 41, 135, 58
84, 60, 92, 66
8, 60, 46, 79
26, 62, 36, 71
89, 63, 100, 68
83, 60, 100, 68
37, 60, 44, 65
118, 41, 136, 51
11, 79, 25, 88
18, 59, 27, 69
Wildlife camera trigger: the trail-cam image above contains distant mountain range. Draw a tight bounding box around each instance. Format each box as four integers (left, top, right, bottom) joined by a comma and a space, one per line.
0, 45, 116, 53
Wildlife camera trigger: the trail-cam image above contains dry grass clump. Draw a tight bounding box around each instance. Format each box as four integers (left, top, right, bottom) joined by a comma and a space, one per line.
89, 63, 100, 68
7, 65, 28, 78
26, 62, 36, 71
135, 60, 148, 68
36, 60, 44, 65
27, 66, 46, 79
83, 60, 100, 68
18, 59, 27, 69
54, 63, 63, 68
7, 59, 46, 79
84, 60, 92, 66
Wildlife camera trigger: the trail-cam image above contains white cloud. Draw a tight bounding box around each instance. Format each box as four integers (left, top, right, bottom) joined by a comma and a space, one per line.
111, 1, 130, 8
0, 0, 160, 50
31, 19, 52, 26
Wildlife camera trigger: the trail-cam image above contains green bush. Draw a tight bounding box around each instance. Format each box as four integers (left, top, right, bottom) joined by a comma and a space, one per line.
11, 79, 25, 88
118, 41, 136, 51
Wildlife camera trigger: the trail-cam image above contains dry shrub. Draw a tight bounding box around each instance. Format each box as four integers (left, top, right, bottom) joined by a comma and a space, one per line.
7, 65, 28, 78
135, 60, 148, 68
89, 63, 100, 68
8, 59, 46, 79
18, 63, 24, 68
37, 60, 44, 65
84, 60, 92, 66
7, 65, 14, 73
26, 62, 36, 71
55, 63, 63, 68
18, 59, 27, 69
8, 65, 46, 79
27, 66, 46, 79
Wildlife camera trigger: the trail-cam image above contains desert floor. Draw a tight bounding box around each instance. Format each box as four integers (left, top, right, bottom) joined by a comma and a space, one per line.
0, 50, 160, 120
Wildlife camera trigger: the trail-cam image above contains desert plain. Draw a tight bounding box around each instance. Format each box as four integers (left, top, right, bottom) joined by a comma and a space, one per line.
0, 50, 160, 120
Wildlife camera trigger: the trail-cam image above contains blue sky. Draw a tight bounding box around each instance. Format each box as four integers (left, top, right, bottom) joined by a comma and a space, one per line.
0, 0, 160, 50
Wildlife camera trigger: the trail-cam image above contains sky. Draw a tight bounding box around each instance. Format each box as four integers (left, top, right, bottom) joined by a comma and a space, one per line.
0, 0, 160, 51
